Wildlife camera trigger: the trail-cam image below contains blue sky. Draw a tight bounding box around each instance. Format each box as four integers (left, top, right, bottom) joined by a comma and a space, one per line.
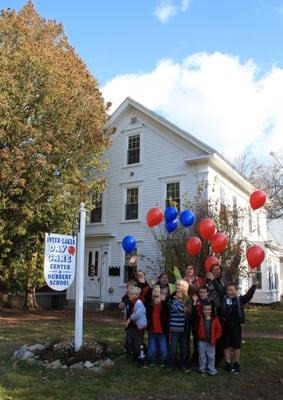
2, 0, 283, 84
2, 0, 283, 158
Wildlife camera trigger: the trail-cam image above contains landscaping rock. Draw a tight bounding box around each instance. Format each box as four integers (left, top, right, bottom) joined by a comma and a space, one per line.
12, 347, 34, 361
100, 358, 114, 368
28, 344, 46, 352
69, 362, 84, 369
46, 359, 62, 369
84, 361, 94, 369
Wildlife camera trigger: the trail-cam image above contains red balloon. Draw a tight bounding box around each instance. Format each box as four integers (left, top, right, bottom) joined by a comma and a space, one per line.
250, 190, 266, 210
246, 245, 265, 269
199, 218, 216, 240
210, 233, 228, 254
205, 256, 220, 273
186, 236, 203, 257
147, 207, 164, 227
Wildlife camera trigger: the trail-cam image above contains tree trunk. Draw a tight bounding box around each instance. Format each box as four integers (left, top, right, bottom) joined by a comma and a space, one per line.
24, 246, 40, 310
24, 286, 39, 310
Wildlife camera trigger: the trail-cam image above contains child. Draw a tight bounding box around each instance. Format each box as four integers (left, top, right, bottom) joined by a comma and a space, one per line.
146, 286, 169, 367
190, 285, 216, 364
118, 280, 137, 316
221, 281, 257, 374
135, 270, 151, 304
169, 279, 190, 371
192, 296, 222, 376
125, 286, 147, 365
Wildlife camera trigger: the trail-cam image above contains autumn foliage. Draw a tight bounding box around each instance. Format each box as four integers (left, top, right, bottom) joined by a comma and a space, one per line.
0, 2, 111, 308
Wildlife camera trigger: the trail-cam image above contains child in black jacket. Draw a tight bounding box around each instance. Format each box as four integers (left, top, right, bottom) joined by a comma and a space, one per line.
221, 282, 257, 374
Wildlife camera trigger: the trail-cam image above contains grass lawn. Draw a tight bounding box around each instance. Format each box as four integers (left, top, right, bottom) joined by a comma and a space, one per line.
0, 306, 282, 400
244, 302, 283, 334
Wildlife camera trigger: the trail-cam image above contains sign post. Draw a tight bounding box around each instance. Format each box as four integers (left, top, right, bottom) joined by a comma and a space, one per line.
75, 202, 86, 351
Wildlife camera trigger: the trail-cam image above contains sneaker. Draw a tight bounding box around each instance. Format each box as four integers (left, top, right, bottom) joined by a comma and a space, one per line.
232, 362, 240, 374
224, 362, 233, 373
198, 370, 206, 378
147, 363, 156, 368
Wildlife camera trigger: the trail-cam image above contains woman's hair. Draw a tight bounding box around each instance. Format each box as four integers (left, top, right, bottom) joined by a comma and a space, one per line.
129, 286, 142, 296
136, 270, 145, 277
176, 278, 189, 297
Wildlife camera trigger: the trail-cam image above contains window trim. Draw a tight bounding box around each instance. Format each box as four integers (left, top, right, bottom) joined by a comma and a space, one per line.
120, 182, 143, 223
89, 191, 106, 225
123, 130, 143, 168
160, 176, 184, 211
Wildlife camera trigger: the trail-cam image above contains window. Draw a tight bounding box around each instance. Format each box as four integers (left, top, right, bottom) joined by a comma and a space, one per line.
254, 265, 262, 289
125, 188, 139, 220
233, 196, 238, 227
90, 193, 102, 223
124, 250, 137, 283
248, 209, 253, 233
166, 182, 180, 210
257, 213, 260, 236
88, 250, 99, 278
127, 134, 140, 165
219, 187, 228, 224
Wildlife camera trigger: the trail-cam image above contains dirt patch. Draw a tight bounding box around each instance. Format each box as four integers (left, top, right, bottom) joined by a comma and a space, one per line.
0, 307, 122, 326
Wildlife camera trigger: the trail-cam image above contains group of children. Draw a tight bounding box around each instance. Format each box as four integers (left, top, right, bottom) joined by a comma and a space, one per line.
119, 253, 257, 376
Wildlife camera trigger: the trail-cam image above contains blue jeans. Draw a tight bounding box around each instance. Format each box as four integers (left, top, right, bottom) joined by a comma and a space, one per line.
198, 341, 217, 375
147, 333, 168, 364
169, 330, 189, 368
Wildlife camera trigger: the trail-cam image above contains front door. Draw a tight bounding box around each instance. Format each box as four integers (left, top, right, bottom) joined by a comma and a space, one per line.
85, 248, 101, 298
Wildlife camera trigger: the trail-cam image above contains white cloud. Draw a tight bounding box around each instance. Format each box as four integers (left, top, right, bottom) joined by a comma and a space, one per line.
102, 52, 283, 160
154, 0, 190, 23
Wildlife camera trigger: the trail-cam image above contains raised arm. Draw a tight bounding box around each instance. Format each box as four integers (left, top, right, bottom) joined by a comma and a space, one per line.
240, 284, 256, 305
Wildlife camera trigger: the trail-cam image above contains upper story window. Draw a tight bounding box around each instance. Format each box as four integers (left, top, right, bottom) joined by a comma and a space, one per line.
125, 187, 139, 220
219, 186, 228, 224
127, 134, 140, 165
90, 193, 102, 223
233, 196, 238, 227
166, 182, 180, 210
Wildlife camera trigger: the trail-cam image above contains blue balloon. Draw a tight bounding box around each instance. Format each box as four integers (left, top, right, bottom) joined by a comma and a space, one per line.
165, 206, 178, 222
122, 235, 136, 254
180, 210, 195, 227
166, 218, 178, 233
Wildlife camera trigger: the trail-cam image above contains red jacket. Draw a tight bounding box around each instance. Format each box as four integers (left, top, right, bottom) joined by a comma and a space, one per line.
198, 314, 222, 346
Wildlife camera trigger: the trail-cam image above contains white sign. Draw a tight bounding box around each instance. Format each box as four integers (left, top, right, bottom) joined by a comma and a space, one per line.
44, 233, 77, 291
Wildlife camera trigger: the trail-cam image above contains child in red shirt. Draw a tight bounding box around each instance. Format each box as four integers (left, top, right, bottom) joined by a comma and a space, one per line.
146, 286, 169, 367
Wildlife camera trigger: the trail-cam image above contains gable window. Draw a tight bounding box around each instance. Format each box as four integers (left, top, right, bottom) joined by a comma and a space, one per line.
125, 187, 139, 220
166, 182, 180, 210
90, 193, 102, 223
127, 134, 140, 165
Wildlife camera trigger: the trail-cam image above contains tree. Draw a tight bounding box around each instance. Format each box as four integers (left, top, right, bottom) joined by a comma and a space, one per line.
233, 152, 283, 219
154, 185, 248, 282
0, 2, 111, 308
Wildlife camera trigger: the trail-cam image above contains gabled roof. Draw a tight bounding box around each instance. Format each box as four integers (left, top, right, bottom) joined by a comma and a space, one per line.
110, 97, 214, 155
110, 97, 253, 194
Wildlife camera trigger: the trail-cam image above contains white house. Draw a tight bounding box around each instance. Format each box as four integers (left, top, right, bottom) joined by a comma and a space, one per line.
67, 98, 282, 306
